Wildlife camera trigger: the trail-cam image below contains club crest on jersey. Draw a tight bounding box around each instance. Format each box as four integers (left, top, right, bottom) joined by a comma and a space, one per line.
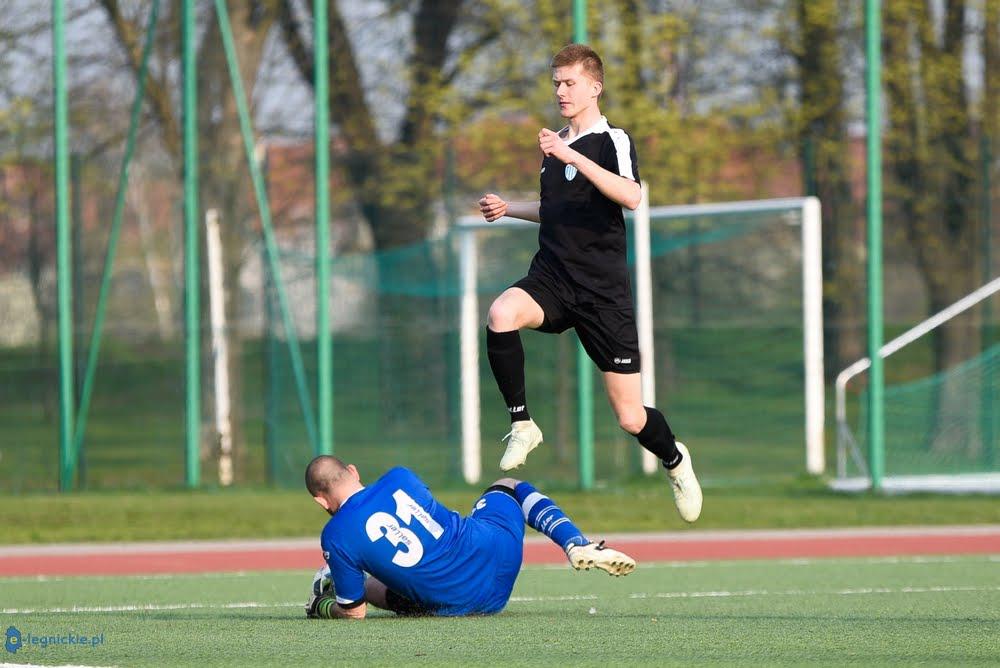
564, 164, 577, 180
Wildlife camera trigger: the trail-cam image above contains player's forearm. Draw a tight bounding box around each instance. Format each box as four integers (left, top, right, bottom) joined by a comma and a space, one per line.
330, 601, 366, 619
313, 594, 367, 620
504, 201, 542, 223
567, 153, 642, 210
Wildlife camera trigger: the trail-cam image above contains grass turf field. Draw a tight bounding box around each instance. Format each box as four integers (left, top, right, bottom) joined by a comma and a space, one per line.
2, 555, 997, 666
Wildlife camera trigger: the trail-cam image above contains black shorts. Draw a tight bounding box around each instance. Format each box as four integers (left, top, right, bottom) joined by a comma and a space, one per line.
511, 273, 640, 374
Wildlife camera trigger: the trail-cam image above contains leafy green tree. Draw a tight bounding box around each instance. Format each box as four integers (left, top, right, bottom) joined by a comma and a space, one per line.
784, 0, 865, 379
882, 0, 995, 453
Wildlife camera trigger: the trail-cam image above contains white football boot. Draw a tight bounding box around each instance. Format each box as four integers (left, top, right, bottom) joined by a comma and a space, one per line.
666, 441, 702, 522
566, 540, 636, 577
499, 419, 543, 471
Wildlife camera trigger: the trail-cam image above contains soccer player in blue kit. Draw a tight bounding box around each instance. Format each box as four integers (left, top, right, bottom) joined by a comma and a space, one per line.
304, 456, 636, 619
478, 44, 702, 522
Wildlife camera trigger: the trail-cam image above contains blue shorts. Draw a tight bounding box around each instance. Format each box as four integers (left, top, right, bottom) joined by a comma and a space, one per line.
437, 487, 525, 616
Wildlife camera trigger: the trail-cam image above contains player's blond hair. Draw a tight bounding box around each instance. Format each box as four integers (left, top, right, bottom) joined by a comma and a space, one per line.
550, 44, 604, 85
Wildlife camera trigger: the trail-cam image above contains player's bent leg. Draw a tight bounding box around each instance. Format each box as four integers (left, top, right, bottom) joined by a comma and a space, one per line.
487, 287, 546, 332
603, 371, 702, 523
602, 371, 650, 435
511, 479, 637, 577
362, 577, 389, 610
364, 577, 431, 617
512, 480, 587, 549
488, 288, 546, 470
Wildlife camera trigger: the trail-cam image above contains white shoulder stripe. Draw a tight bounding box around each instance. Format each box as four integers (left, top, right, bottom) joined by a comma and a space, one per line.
608, 128, 634, 181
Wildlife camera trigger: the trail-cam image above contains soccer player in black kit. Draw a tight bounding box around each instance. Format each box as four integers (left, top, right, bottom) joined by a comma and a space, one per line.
478, 44, 702, 522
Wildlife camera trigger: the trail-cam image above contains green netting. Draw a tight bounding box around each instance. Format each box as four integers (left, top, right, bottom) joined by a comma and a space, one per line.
0, 201, 809, 492
265, 205, 807, 488
854, 342, 1000, 477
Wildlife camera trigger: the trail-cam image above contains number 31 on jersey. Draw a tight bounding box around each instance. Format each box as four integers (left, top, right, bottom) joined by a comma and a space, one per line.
365, 490, 444, 567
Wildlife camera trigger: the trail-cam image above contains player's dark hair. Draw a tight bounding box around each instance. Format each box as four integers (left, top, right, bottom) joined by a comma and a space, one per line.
551, 43, 604, 84
305, 455, 349, 496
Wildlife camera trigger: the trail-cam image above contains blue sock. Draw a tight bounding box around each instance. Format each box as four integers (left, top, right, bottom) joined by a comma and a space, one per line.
514, 481, 587, 551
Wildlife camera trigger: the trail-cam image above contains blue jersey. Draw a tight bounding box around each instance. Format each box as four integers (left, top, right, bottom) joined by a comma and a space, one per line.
320, 467, 525, 616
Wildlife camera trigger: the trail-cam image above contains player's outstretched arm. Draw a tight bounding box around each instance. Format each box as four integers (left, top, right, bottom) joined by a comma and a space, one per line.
538, 128, 641, 210
479, 193, 541, 223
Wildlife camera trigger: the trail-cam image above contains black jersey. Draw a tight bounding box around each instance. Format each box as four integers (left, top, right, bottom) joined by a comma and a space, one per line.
532, 116, 640, 308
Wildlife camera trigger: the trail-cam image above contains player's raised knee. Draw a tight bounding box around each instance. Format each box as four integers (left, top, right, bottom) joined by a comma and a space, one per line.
616, 409, 647, 435
487, 299, 517, 332
491, 477, 520, 490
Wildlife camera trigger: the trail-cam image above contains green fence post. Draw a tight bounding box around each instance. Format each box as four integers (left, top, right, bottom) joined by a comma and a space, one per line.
182, 0, 201, 488
865, 0, 885, 491
572, 0, 595, 491
53, 0, 75, 491
315, 0, 333, 457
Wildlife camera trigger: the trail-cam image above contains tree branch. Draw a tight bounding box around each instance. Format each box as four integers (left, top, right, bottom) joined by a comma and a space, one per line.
97, 0, 180, 161
278, 0, 314, 86
399, 0, 461, 145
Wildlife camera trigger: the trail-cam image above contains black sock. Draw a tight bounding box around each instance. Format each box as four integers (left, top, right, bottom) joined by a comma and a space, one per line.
486, 327, 530, 423
636, 406, 682, 469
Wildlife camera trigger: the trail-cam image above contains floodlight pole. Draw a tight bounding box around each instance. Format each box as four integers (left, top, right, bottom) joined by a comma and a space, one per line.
865, 0, 885, 491
182, 0, 201, 488
53, 0, 75, 491
573, 0, 595, 491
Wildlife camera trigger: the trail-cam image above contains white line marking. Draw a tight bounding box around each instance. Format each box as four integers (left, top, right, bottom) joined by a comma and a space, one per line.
521, 554, 996, 571
0, 572, 256, 584
508, 594, 599, 603
1, 663, 118, 668
7, 584, 996, 615
6, 554, 981, 583
0, 602, 301, 614
626, 585, 1000, 600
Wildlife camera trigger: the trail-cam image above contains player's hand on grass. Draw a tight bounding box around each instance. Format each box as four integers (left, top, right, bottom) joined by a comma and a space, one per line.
538, 128, 575, 164
479, 193, 508, 222
306, 592, 337, 619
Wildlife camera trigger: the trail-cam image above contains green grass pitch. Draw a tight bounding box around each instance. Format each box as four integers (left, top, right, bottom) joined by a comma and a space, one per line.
3, 555, 997, 666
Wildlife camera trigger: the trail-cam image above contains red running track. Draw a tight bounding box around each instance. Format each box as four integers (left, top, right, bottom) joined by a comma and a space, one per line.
0, 526, 997, 577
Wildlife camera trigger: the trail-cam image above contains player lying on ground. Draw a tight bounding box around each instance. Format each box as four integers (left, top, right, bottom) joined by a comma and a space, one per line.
303, 455, 635, 619
477, 43, 701, 523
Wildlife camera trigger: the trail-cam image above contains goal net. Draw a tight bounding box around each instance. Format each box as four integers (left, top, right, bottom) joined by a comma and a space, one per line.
834, 277, 1000, 493
263, 196, 824, 488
